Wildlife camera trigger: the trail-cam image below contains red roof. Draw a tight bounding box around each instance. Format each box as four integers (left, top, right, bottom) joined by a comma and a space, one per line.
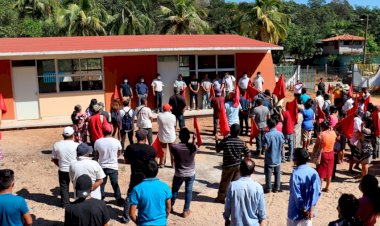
321, 34, 365, 42
0, 35, 282, 57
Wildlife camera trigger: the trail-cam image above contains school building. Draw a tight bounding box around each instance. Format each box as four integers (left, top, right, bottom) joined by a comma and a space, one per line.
0, 35, 282, 121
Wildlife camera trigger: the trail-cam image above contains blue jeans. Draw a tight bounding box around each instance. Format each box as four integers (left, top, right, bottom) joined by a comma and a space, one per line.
190, 92, 198, 109
284, 134, 294, 161
137, 94, 147, 106
154, 91, 163, 112
100, 168, 121, 200
122, 194, 131, 222
256, 129, 266, 154
171, 175, 195, 211
175, 114, 185, 129
264, 164, 281, 191
202, 92, 210, 109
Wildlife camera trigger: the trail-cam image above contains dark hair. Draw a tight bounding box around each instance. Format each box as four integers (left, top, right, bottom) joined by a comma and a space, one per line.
294, 148, 309, 165
330, 105, 337, 114
156, 73, 160, 77
123, 100, 130, 107
179, 128, 191, 142
0, 169, 14, 191
256, 98, 263, 106
367, 103, 375, 113
140, 97, 147, 105
88, 99, 98, 112
267, 118, 276, 129
264, 89, 271, 96
304, 99, 314, 109
323, 93, 330, 101
240, 159, 255, 176
230, 124, 241, 138
363, 117, 372, 127
71, 105, 82, 124
302, 88, 307, 94
143, 160, 159, 178
360, 174, 380, 214
340, 110, 347, 118
362, 87, 367, 92
337, 194, 360, 220
320, 120, 330, 131
316, 90, 321, 96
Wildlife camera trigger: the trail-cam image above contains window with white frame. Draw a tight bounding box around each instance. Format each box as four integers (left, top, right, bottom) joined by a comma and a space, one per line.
37, 58, 103, 93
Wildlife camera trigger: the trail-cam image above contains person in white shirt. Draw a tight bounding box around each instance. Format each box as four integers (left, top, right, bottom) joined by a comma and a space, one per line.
314, 90, 325, 110
238, 72, 250, 92
69, 143, 105, 200
120, 100, 134, 150
294, 80, 303, 98
51, 126, 79, 207
151, 73, 164, 113
173, 74, 187, 94
222, 72, 236, 96
342, 96, 354, 112
253, 72, 264, 92
348, 112, 362, 174
212, 74, 223, 90
94, 123, 123, 205
201, 74, 212, 109
134, 97, 153, 145
157, 104, 177, 168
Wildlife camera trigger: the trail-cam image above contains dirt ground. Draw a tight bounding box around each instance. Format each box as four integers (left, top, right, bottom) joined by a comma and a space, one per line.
1, 92, 380, 226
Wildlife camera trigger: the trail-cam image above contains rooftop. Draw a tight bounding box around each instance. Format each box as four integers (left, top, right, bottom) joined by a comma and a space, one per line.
0, 34, 282, 58
321, 34, 365, 42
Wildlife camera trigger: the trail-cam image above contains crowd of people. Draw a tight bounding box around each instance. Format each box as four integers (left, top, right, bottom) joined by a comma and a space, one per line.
1, 73, 380, 226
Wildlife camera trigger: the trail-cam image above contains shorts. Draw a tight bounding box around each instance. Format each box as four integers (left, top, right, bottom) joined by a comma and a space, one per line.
302, 129, 312, 141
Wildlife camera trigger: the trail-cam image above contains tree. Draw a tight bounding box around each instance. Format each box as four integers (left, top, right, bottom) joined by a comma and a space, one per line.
158, 0, 209, 34
55, 0, 110, 36
239, 0, 291, 44
108, 0, 155, 35
14, 0, 54, 19
284, 25, 319, 63
207, 0, 239, 34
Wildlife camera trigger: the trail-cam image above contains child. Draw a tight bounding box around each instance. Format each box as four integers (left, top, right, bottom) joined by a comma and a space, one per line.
71, 105, 86, 143
111, 99, 122, 140
0, 169, 33, 226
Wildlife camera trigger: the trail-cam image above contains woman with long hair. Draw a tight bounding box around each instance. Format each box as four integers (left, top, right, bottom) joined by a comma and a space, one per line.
313, 120, 336, 192
85, 98, 98, 119
357, 175, 380, 226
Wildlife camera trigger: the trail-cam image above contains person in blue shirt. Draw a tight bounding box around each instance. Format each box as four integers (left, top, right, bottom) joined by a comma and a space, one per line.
263, 118, 285, 193
239, 91, 251, 135
129, 160, 172, 226
225, 92, 242, 127
300, 88, 311, 104
287, 148, 321, 226
135, 75, 149, 107
301, 99, 315, 149
0, 169, 33, 226
224, 159, 266, 226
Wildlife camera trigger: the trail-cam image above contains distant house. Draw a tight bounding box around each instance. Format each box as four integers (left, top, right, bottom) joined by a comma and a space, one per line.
321, 34, 365, 55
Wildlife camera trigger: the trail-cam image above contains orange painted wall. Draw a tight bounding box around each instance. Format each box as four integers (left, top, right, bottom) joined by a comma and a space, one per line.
103, 55, 157, 110
0, 60, 15, 120
235, 52, 276, 91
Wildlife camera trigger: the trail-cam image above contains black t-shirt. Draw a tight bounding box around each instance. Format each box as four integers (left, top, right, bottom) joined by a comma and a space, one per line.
169, 94, 186, 116
120, 83, 132, 96
64, 198, 110, 226
318, 82, 325, 92
124, 143, 157, 192
189, 79, 199, 92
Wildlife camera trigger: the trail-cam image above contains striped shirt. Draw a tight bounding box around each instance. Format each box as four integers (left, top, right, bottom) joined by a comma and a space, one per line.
216, 137, 250, 168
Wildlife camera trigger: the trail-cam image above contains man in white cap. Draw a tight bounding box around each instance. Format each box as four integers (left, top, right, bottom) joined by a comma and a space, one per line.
51, 126, 79, 207
64, 174, 110, 226
69, 143, 105, 200
157, 104, 177, 168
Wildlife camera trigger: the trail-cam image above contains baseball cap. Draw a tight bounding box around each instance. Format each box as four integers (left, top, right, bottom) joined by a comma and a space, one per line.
103, 123, 113, 133
135, 129, 148, 141
163, 104, 172, 112
75, 174, 92, 198
63, 126, 74, 136
76, 143, 93, 157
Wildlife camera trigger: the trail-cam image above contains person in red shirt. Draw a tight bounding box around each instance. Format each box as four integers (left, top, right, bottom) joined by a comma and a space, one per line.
282, 104, 295, 161
210, 88, 225, 135
87, 104, 107, 145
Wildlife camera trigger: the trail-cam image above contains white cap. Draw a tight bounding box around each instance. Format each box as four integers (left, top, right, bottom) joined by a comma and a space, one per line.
63, 126, 74, 136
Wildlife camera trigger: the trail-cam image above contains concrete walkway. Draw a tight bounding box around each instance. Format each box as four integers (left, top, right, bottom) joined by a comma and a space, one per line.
1, 109, 213, 130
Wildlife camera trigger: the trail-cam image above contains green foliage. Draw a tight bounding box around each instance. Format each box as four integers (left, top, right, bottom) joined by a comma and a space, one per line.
284, 25, 318, 61
327, 54, 337, 66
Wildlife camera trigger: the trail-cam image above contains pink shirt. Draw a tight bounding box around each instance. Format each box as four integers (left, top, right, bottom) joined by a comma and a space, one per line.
275, 122, 283, 132
329, 115, 338, 128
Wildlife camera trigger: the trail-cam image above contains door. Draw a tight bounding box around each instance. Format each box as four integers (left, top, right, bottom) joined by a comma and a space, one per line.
157, 56, 179, 104
12, 66, 40, 120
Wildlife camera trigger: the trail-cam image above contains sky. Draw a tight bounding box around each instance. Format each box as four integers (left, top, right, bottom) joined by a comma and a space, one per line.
227, 0, 380, 8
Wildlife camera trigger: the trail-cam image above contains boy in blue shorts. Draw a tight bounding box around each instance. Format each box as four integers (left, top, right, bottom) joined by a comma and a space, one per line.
0, 169, 32, 226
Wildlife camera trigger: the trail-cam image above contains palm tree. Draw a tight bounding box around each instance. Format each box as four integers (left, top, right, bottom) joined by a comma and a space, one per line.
239, 0, 291, 44
55, 0, 110, 36
158, 0, 209, 34
15, 0, 55, 19
108, 0, 155, 35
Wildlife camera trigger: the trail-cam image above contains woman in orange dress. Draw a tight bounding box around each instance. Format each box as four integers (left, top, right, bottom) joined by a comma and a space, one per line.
313, 120, 336, 192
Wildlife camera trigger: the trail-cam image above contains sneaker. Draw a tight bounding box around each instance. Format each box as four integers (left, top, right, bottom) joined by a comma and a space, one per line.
272, 189, 283, 193
182, 210, 191, 218
121, 216, 130, 224
264, 189, 271, 194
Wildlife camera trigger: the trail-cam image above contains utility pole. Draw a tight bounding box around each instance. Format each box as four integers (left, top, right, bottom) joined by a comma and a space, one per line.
363, 14, 369, 64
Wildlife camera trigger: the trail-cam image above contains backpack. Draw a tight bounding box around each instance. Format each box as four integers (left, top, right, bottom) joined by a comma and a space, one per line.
121, 109, 133, 132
